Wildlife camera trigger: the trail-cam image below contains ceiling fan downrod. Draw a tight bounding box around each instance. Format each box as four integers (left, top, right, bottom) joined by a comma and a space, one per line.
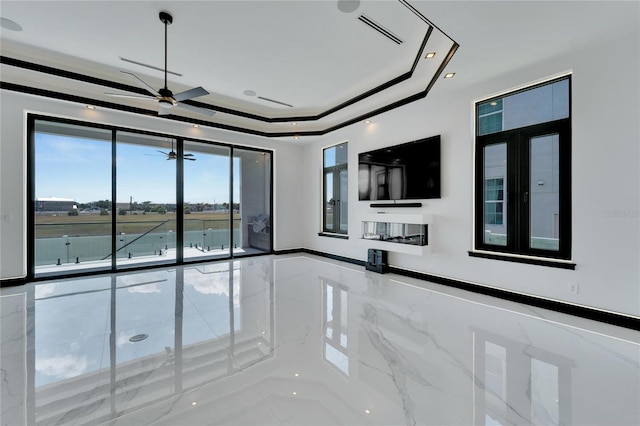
159, 11, 173, 91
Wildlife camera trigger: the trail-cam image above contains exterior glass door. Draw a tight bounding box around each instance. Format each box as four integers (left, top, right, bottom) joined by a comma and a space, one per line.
183, 141, 231, 261
33, 120, 112, 276
116, 132, 176, 269
233, 148, 272, 255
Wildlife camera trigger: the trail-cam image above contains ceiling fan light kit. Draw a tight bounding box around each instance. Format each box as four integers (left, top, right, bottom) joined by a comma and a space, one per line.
104, 11, 215, 118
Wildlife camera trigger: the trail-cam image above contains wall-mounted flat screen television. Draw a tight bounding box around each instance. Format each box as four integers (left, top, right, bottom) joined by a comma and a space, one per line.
358, 135, 441, 200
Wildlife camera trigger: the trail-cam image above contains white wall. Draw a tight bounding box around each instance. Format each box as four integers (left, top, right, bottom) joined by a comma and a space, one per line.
1, 10, 638, 318
0, 91, 304, 279
301, 28, 640, 316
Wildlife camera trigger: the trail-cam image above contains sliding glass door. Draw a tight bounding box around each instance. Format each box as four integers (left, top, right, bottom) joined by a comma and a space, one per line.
233, 148, 272, 256
183, 141, 231, 261
33, 120, 112, 275
116, 132, 177, 269
31, 116, 273, 278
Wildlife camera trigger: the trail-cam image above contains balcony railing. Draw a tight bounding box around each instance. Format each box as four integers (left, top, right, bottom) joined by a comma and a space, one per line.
35, 219, 242, 269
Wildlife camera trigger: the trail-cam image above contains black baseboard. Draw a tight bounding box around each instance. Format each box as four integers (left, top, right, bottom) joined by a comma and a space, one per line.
275, 248, 366, 267
274, 249, 639, 331
0, 277, 28, 287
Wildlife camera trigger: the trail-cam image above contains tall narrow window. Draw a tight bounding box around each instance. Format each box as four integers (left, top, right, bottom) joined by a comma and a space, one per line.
475, 76, 571, 260
323, 142, 348, 234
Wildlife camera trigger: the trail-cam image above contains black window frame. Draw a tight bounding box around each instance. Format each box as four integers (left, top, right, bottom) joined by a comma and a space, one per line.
322, 142, 348, 235
474, 76, 572, 261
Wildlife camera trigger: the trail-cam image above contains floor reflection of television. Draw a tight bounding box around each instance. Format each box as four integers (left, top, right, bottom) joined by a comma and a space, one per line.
358, 135, 441, 200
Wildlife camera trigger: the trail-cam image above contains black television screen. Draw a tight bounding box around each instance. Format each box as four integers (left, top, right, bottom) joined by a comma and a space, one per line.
358, 135, 441, 200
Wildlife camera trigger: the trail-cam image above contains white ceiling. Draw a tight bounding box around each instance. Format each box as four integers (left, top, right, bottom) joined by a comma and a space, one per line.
1, 1, 637, 137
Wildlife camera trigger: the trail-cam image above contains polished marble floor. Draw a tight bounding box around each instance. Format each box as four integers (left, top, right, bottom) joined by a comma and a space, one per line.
1, 254, 638, 425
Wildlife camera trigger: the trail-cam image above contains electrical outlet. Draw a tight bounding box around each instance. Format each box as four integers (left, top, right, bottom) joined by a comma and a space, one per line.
568, 283, 579, 294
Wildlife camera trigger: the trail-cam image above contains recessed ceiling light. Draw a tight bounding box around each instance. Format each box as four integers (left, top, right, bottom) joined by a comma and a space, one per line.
294, 136, 299, 140
292, 391, 297, 395
292, 122, 297, 126
191, 402, 197, 406
364, 120, 371, 124
444, 72, 456, 79
193, 124, 200, 128
425, 52, 436, 59
337, 0, 360, 13
86, 105, 96, 110
364, 410, 371, 415
294, 373, 300, 377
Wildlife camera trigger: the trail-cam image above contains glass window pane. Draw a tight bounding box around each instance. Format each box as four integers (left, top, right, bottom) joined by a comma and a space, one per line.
183, 141, 231, 261
34, 121, 112, 276
116, 132, 176, 268
324, 146, 336, 168
478, 78, 569, 136
530, 134, 560, 251
324, 173, 334, 231
234, 148, 272, 255
483, 144, 507, 246
324, 142, 348, 168
339, 169, 348, 232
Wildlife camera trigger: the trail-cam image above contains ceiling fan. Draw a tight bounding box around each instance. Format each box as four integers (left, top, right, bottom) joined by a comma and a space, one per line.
105, 11, 215, 117
155, 140, 196, 161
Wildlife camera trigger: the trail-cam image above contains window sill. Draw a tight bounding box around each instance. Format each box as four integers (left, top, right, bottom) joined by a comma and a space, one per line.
468, 250, 575, 270
318, 232, 349, 240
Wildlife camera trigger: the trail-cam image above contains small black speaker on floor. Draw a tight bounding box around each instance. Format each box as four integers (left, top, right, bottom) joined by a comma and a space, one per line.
366, 249, 388, 274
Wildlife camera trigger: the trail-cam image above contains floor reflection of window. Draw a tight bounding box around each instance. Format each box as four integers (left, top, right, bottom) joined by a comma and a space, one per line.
322, 279, 349, 376
484, 341, 507, 424
531, 358, 559, 425
33, 277, 112, 424
473, 329, 572, 426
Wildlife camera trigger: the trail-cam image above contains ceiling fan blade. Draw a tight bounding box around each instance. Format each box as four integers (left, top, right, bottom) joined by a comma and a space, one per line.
183, 153, 194, 157
175, 102, 216, 117
105, 93, 156, 100
173, 86, 209, 102
157, 150, 170, 155
184, 157, 197, 161
121, 71, 161, 97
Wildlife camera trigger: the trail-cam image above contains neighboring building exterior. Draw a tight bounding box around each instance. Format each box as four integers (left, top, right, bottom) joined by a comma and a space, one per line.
36, 197, 77, 212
